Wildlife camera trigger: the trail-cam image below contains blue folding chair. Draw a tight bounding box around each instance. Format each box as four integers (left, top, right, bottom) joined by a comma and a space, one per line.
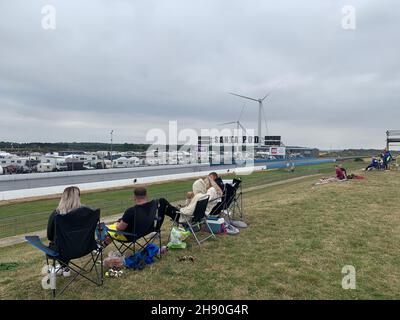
25, 207, 103, 298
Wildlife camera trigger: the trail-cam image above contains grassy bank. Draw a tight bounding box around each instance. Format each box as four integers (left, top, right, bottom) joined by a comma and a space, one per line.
0, 161, 363, 239
1, 164, 399, 299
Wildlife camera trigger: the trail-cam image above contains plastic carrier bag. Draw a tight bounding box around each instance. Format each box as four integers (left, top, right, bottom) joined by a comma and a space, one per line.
103, 251, 125, 269
167, 227, 191, 249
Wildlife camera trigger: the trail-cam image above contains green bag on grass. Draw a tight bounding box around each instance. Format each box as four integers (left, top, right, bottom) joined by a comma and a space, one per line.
167, 227, 191, 249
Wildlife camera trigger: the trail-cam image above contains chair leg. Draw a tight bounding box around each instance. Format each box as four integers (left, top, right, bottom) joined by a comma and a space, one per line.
158, 231, 162, 259
51, 257, 56, 299
184, 216, 201, 246
204, 218, 216, 239
100, 249, 104, 285
168, 214, 179, 242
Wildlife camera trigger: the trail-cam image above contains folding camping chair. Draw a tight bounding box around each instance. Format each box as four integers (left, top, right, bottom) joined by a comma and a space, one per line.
25, 207, 103, 298
209, 177, 244, 222
105, 199, 162, 257
172, 195, 216, 246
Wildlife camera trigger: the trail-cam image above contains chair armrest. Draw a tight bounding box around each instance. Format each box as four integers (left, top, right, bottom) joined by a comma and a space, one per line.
25, 236, 59, 257
105, 226, 137, 238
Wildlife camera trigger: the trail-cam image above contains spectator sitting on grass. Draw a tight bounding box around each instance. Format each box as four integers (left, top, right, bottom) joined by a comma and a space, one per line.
365, 157, 379, 171
338, 164, 348, 178
335, 165, 347, 180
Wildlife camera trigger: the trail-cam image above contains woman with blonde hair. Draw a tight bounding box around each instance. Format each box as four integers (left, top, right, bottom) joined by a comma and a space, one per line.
55, 186, 82, 214
46, 186, 85, 276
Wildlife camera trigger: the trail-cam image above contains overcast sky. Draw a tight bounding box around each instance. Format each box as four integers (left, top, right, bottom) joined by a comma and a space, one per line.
0, 0, 399, 149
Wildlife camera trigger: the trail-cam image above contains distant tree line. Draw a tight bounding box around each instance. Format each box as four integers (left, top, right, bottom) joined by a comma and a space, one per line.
0, 142, 151, 153
323, 149, 392, 158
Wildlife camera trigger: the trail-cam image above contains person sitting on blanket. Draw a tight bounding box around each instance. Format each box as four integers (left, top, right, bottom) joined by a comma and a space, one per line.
335, 165, 347, 180
338, 164, 348, 179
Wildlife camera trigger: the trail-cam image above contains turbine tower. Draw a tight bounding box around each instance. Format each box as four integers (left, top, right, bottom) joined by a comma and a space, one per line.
229, 91, 271, 148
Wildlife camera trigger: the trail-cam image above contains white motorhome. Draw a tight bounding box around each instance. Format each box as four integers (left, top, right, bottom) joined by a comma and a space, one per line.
40, 155, 68, 171
37, 163, 54, 173
0, 154, 29, 167
68, 153, 98, 166
103, 159, 113, 169
113, 157, 141, 168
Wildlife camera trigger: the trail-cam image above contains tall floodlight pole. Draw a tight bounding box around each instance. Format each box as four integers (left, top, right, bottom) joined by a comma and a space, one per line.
110, 130, 114, 168
229, 91, 271, 148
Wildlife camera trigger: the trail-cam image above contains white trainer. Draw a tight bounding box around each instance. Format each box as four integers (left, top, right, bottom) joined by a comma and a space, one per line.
62, 268, 71, 277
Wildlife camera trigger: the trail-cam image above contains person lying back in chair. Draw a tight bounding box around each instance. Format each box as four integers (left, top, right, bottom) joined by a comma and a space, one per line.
156, 178, 209, 224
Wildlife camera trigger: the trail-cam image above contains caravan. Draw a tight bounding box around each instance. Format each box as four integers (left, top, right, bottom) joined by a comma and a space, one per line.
113, 157, 141, 168
37, 163, 55, 173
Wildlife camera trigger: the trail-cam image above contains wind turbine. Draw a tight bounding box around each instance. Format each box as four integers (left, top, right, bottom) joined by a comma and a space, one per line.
218, 104, 247, 155
218, 103, 247, 134
229, 91, 271, 148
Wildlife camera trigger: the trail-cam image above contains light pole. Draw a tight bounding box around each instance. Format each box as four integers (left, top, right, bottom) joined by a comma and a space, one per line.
110, 130, 114, 168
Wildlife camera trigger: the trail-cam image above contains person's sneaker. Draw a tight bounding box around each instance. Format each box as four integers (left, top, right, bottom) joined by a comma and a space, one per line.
48, 264, 64, 276
224, 222, 240, 235
62, 268, 70, 277
229, 220, 248, 229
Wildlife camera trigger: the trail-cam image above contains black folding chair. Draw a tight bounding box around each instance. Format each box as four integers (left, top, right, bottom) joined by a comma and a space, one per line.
106, 199, 162, 257
173, 195, 216, 246
209, 177, 243, 222
25, 207, 103, 298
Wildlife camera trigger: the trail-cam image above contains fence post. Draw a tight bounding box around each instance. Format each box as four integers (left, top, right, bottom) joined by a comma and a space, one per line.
14, 217, 18, 236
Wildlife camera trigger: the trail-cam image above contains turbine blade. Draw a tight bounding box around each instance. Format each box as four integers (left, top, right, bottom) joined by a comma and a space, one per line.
238, 122, 247, 133
218, 121, 236, 125
238, 103, 246, 122
229, 92, 259, 102
261, 92, 271, 101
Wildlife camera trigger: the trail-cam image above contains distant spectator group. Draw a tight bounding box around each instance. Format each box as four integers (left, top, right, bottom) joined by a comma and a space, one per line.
365, 148, 393, 171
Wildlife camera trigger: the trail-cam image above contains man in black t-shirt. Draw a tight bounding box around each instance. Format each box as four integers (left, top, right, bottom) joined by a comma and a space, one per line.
116, 187, 151, 235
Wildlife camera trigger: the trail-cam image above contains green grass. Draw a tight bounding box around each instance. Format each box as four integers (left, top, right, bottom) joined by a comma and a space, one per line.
2, 161, 399, 300
0, 161, 363, 239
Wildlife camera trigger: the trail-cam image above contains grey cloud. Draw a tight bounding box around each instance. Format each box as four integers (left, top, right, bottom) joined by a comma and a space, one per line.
0, 0, 399, 149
